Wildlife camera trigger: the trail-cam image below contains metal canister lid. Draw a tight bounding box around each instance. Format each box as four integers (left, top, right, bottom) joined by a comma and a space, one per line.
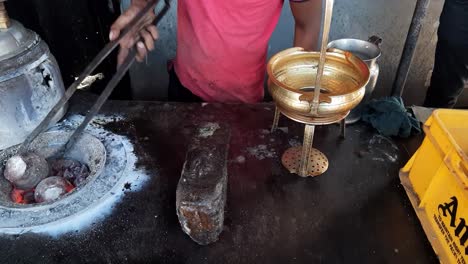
0, 20, 39, 61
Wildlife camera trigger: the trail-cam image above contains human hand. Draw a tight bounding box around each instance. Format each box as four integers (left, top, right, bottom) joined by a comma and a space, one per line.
109, 0, 159, 65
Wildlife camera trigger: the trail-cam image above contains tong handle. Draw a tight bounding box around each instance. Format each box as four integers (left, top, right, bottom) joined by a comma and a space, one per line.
19, 0, 170, 154
60, 49, 137, 156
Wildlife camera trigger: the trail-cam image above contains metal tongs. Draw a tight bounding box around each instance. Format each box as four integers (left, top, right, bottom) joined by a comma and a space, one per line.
18, 0, 171, 155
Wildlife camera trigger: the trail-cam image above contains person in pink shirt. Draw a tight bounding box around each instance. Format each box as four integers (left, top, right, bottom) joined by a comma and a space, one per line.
110, 0, 322, 103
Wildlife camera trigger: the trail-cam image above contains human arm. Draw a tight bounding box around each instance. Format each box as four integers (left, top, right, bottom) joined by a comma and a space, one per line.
290, 0, 322, 51
109, 0, 159, 65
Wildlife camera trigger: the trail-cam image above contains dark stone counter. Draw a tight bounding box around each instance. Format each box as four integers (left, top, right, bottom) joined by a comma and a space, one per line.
0, 93, 436, 263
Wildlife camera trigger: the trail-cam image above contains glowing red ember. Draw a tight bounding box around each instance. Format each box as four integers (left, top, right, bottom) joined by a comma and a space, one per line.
4, 157, 88, 204
10, 188, 35, 204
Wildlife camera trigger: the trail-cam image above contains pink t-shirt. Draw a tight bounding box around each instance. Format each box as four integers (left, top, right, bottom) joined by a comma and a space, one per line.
174, 0, 286, 103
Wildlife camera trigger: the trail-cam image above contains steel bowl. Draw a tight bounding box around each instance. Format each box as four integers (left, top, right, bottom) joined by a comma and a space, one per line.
267, 47, 370, 124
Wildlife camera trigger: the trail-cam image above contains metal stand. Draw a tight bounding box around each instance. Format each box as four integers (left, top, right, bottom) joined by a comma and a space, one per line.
274, 0, 335, 178
281, 123, 329, 177
340, 119, 346, 138
300, 125, 315, 176
271, 107, 281, 133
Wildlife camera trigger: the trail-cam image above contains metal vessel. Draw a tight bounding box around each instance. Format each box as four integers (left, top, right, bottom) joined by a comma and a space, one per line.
267, 47, 370, 125
267, 0, 372, 178
327, 36, 382, 124
0, 2, 66, 150
268, 47, 370, 177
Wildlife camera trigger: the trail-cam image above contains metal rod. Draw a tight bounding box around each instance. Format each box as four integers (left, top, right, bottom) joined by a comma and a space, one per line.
391, 0, 431, 97
340, 119, 345, 138
60, 50, 137, 156
299, 125, 315, 177
18, 0, 167, 154
271, 107, 281, 133
311, 0, 334, 115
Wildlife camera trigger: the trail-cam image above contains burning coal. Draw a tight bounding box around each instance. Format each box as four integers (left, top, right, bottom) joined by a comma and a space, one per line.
4, 154, 90, 204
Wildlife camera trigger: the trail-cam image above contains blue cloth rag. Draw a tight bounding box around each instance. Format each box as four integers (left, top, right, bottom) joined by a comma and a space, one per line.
361, 96, 421, 138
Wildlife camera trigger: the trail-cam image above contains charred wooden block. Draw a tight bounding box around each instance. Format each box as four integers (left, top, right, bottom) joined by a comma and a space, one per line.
176, 123, 230, 245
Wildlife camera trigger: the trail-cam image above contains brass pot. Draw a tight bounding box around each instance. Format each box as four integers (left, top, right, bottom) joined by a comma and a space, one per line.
267, 47, 370, 124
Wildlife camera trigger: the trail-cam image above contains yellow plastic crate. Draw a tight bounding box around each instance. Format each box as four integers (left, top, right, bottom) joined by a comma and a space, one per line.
400, 109, 468, 264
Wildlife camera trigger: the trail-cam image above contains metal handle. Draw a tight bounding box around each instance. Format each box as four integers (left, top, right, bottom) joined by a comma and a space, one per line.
60, 49, 137, 156
18, 0, 171, 154
311, 0, 334, 116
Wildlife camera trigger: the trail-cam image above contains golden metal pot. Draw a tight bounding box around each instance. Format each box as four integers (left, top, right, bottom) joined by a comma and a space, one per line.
267, 47, 370, 124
